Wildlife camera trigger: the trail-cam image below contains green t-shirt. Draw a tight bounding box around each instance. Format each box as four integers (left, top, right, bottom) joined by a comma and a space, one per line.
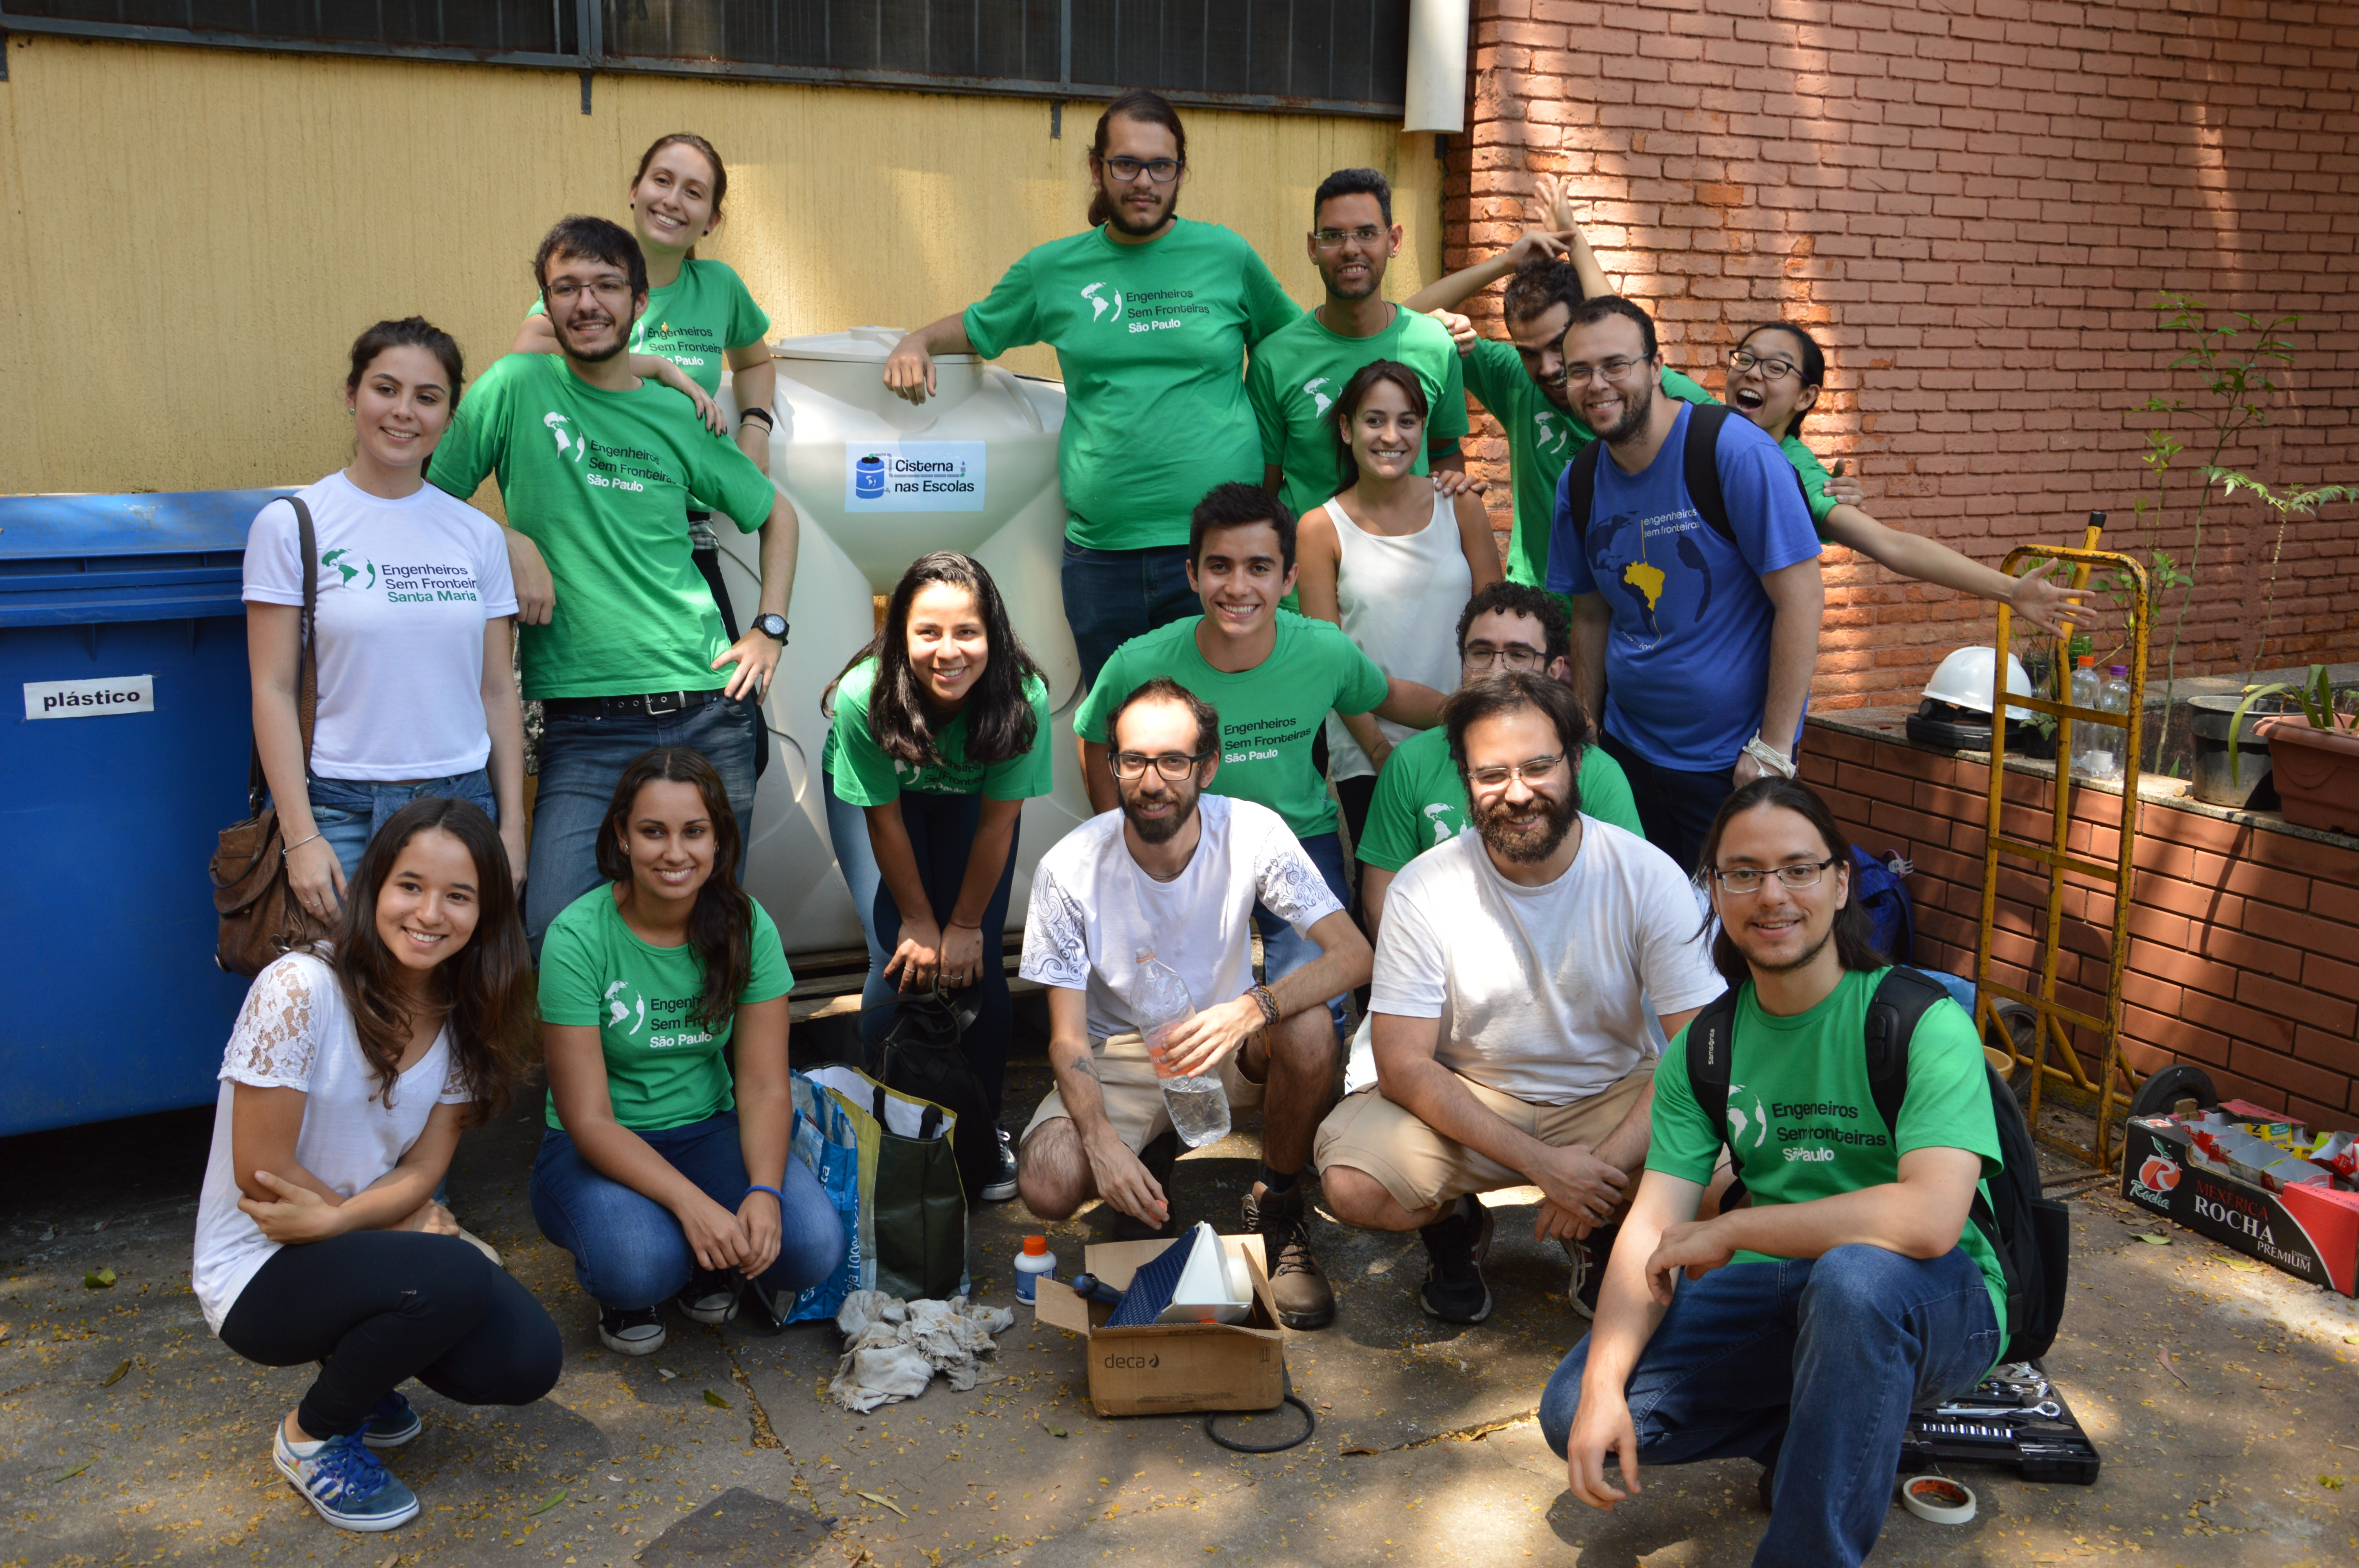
822, 658, 1055, 804
526, 258, 770, 399
962, 218, 1301, 552
1650, 966, 2009, 1345
1776, 428, 1845, 533
538, 885, 794, 1132
1462, 340, 1716, 593
428, 353, 776, 699
1074, 612, 1389, 839
1246, 305, 1470, 523
1354, 730, 1643, 874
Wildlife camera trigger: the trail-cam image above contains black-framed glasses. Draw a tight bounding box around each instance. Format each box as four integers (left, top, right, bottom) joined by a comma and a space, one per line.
544, 278, 634, 305
1103, 156, 1182, 184
1462, 645, 1547, 673
1562, 356, 1650, 386
1710, 857, 1839, 895
1111, 750, 1211, 781
1466, 753, 1566, 791
1313, 225, 1388, 249
1728, 348, 1799, 381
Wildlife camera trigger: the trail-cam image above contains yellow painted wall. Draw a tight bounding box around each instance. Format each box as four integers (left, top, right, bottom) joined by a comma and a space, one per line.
0, 33, 1442, 497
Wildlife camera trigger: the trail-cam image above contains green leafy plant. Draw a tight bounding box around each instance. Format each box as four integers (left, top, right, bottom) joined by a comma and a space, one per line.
2227, 664, 2357, 784
2208, 474, 2359, 688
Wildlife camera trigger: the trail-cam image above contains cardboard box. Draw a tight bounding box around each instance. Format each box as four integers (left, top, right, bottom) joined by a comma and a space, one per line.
1032, 1233, 1287, 1417
2121, 1113, 2359, 1296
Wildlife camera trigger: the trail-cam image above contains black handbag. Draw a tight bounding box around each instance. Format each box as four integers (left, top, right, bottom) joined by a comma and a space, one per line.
864, 987, 1001, 1207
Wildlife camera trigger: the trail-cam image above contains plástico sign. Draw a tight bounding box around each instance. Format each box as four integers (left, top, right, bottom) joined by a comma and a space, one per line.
844, 442, 986, 512
24, 675, 155, 720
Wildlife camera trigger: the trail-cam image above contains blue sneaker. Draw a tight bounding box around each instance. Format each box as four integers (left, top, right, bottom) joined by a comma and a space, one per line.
361, 1390, 422, 1450
273, 1424, 420, 1532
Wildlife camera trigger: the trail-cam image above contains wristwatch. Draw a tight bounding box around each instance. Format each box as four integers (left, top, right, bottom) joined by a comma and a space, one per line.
752, 613, 789, 642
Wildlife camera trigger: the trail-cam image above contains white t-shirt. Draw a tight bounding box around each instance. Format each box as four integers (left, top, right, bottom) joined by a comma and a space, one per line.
191, 953, 469, 1334
242, 471, 519, 781
1365, 818, 1726, 1104
1019, 796, 1342, 1042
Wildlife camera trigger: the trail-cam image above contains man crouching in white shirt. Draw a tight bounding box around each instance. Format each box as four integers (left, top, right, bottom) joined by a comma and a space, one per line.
1315, 672, 1724, 1323
1014, 677, 1372, 1329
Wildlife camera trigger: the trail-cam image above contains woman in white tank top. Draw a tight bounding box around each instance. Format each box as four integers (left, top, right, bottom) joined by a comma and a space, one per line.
1295, 360, 1503, 848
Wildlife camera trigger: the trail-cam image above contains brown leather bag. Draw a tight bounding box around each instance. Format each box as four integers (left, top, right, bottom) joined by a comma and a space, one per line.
210, 497, 330, 976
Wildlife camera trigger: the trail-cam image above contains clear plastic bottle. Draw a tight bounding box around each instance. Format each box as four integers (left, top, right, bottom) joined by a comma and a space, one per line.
1132, 946, 1230, 1148
2067, 655, 2104, 780
2093, 664, 2134, 782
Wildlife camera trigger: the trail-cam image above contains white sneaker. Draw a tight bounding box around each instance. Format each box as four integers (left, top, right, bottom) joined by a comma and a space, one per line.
980, 1128, 1020, 1203
598, 1305, 667, 1355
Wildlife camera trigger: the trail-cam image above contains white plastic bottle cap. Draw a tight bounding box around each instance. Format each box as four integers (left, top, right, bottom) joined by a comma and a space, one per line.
1898, 1474, 1977, 1525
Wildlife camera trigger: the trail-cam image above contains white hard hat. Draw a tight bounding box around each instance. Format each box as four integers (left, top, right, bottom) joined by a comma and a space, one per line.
1923, 645, 2035, 721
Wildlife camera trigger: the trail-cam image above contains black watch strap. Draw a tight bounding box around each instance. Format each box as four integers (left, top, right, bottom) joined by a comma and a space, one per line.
753, 613, 789, 641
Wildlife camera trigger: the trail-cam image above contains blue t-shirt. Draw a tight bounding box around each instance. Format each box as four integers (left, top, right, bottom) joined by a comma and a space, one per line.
1545, 405, 1820, 770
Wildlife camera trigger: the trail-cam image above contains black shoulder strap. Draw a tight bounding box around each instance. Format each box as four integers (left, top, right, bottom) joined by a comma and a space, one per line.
1863, 966, 1948, 1145
247, 497, 318, 815
1683, 987, 1745, 1173
1563, 434, 1605, 550
1680, 403, 1737, 546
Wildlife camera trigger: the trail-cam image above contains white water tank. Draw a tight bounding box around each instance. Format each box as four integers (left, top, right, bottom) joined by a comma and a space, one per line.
711, 327, 1093, 957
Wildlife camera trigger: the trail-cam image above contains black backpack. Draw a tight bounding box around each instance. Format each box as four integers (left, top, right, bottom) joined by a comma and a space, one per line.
1681, 967, 2070, 1365
863, 989, 999, 1207
1556, 401, 1816, 553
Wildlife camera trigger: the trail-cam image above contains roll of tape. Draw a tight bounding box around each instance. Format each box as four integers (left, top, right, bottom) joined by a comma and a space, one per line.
1899, 1474, 1977, 1525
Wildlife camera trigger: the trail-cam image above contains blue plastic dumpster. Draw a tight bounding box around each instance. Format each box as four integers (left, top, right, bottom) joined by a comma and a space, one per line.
0, 489, 291, 1138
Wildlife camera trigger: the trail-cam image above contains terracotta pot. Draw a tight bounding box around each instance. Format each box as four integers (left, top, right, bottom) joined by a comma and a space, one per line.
2258, 716, 2359, 835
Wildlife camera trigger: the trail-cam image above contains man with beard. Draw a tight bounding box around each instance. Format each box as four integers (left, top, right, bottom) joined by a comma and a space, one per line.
1014, 678, 1372, 1329
1545, 779, 2006, 1568
1315, 674, 1722, 1324
1246, 167, 1470, 530
883, 91, 1299, 684
430, 215, 793, 946
1546, 296, 1823, 878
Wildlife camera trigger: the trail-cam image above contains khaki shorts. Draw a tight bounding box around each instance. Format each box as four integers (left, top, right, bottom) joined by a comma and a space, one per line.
1020, 1031, 1265, 1154
1312, 1060, 1656, 1215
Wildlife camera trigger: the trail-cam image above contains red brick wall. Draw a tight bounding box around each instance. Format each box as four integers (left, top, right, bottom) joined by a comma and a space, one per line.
1801, 719, 2359, 1131
1447, 0, 2359, 710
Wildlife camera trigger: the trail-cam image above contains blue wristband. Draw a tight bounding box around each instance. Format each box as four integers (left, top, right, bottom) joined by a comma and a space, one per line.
745, 1184, 784, 1207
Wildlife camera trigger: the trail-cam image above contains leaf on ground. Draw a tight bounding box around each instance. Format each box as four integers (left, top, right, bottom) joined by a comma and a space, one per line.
2157, 1350, 2190, 1388
379, 1553, 400, 1568
2134, 1233, 2171, 1245
657, 1367, 679, 1380
856, 1490, 907, 1518
1043, 1423, 1067, 1438
52, 1460, 91, 1481
527, 1488, 565, 1516
100, 1359, 133, 1387
2226, 1259, 2265, 1272
83, 1268, 116, 1290
703, 1389, 731, 1409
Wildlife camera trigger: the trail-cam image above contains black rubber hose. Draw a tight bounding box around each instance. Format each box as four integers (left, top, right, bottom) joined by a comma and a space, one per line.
1205, 1390, 1317, 1454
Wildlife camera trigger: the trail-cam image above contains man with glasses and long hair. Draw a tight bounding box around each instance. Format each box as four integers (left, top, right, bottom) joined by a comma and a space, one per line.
1316, 674, 1723, 1325
1543, 777, 2008, 1568
1014, 678, 1372, 1330
1545, 296, 1824, 878
883, 90, 1299, 684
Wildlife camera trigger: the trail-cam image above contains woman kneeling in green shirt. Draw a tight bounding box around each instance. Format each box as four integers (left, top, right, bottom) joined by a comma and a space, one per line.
531, 748, 844, 1356
821, 553, 1054, 1203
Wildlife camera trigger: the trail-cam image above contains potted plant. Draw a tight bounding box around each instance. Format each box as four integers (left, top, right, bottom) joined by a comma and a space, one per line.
2230, 666, 2359, 833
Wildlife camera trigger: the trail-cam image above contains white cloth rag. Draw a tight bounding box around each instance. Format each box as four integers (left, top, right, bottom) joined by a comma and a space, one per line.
828, 1291, 1018, 1413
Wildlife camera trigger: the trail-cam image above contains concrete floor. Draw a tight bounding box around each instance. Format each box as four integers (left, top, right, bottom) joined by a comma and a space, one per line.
4, 1052, 2356, 1568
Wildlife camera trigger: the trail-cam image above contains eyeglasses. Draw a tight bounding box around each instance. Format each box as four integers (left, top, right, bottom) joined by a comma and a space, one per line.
1103, 156, 1182, 184
1466, 753, 1565, 791
1461, 646, 1547, 673
544, 278, 634, 305
1709, 857, 1839, 895
1561, 356, 1650, 387
1110, 750, 1210, 782
1728, 348, 1800, 381
1313, 225, 1389, 249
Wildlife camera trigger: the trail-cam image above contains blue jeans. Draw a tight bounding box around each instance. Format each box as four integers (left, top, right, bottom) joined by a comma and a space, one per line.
1539, 1246, 2001, 1568
298, 768, 498, 880
529, 1111, 847, 1312
856, 788, 1021, 1120
525, 694, 758, 947
1255, 829, 1351, 1036
823, 767, 892, 984
1060, 538, 1198, 687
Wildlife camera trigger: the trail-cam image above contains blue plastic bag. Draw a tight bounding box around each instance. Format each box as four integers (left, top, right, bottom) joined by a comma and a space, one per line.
786, 1071, 863, 1324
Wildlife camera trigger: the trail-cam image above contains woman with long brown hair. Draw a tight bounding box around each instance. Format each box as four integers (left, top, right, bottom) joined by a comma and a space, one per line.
530, 748, 844, 1356
192, 797, 554, 1535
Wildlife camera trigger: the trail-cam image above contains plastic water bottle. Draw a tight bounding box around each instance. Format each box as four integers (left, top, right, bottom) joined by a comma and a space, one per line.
1132, 947, 1230, 1148
2067, 655, 2104, 780
2094, 665, 2133, 782
1014, 1235, 1057, 1303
